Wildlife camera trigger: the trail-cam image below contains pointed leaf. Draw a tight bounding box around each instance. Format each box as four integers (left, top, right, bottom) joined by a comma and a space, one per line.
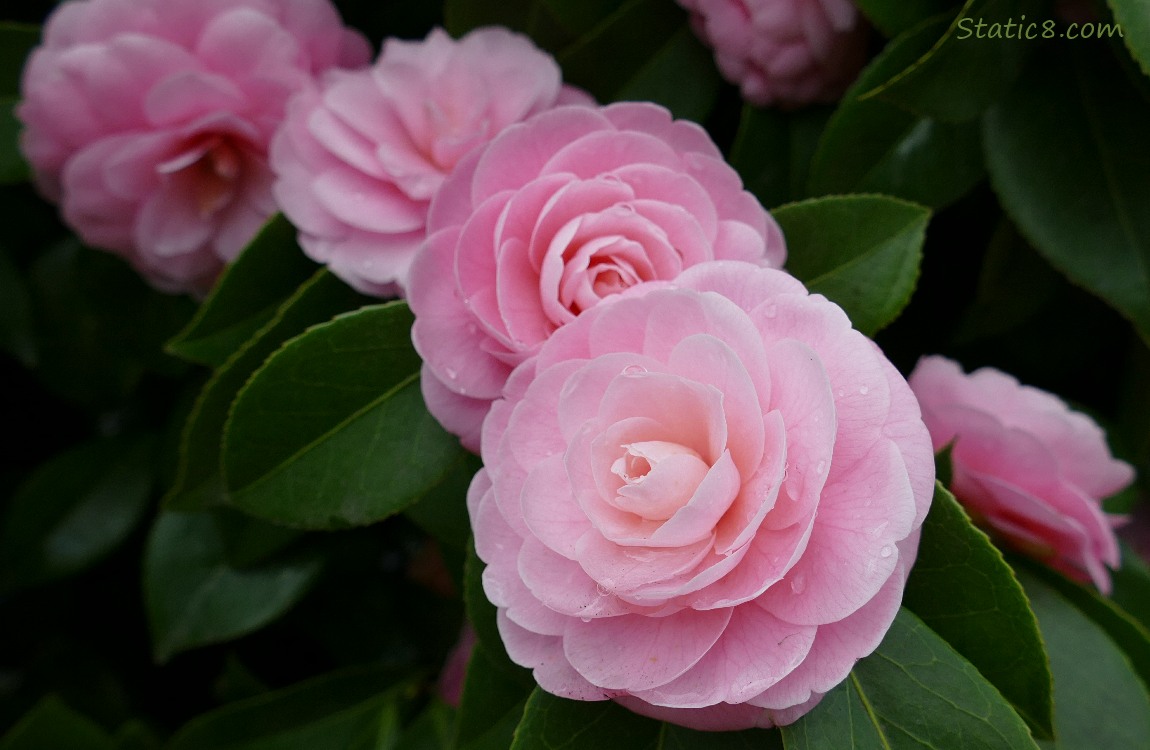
903, 483, 1053, 738
983, 45, 1150, 343
456, 644, 531, 750
808, 16, 985, 208
1018, 569, 1150, 750
222, 302, 465, 528
164, 269, 366, 511
772, 195, 929, 335
0, 434, 155, 592
166, 215, 327, 367
612, 25, 723, 122
510, 689, 661, 750
144, 510, 322, 662
729, 105, 834, 209
785, 609, 1039, 749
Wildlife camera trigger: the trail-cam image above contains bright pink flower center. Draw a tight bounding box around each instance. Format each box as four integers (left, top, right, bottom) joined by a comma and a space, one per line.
158, 135, 244, 217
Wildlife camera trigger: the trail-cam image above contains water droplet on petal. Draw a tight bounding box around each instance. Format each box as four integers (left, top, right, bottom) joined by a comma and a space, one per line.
444, 367, 458, 381
836, 388, 846, 398
580, 616, 593, 623
595, 583, 610, 596
815, 460, 827, 475
879, 545, 893, 558
859, 385, 869, 395
789, 574, 806, 594
622, 364, 647, 377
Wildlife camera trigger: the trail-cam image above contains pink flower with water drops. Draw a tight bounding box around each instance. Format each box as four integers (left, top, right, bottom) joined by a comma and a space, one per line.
17, 0, 370, 294
469, 261, 934, 729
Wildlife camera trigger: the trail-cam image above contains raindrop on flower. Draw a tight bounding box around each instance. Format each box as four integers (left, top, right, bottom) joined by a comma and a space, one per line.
859, 385, 869, 395
879, 545, 893, 558
622, 364, 647, 377
815, 460, 827, 475
789, 573, 806, 594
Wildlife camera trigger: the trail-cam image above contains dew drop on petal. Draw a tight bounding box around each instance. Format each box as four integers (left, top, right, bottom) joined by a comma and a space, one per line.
815, 460, 827, 475
789, 573, 806, 594
879, 545, 893, 558
595, 583, 610, 597
444, 367, 458, 381
859, 385, 869, 395
622, 364, 647, 377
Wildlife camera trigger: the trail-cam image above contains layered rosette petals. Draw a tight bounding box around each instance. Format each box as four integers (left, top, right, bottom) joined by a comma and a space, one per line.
270, 27, 591, 295
409, 102, 786, 450
470, 261, 934, 729
676, 0, 868, 107
910, 355, 1134, 592
17, 0, 370, 294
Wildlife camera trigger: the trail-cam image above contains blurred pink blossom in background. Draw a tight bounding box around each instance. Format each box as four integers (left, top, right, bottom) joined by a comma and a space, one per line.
675, 0, 869, 108
18, 0, 370, 294
271, 26, 592, 296
910, 355, 1134, 592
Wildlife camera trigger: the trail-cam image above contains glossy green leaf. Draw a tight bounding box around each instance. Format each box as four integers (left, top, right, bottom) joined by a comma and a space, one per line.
853, 0, 959, 37
862, 0, 1043, 121
222, 302, 465, 528
783, 609, 1039, 749
166, 666, 415, 750
0, 97, 29, 185
1112, 545, 1150, 630
0, 22, 39, 97
0, 241, 35, 365
612, 25, 723, 122
808, 16, 985, 208
166, 215, 326, 368
455, 644, 531, 750
510, 689, 661, 750
164, 270, 366, 512
144, 510, 322, 662
729, 105, 834, 209
1018, 569, 1150, 750
396, 700, 455, 750
0, 697, 115, 750
1108, 0, 1150, 77
903, 483, 1053, 737
983, 45, 1150, 343
1017, 558, 1150, 697
772, 195, 929, 335
0, 434, 155, 592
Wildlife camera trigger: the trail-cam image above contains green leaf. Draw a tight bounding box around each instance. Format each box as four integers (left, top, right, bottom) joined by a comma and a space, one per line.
902, 483, 1053, 738
1108, 0, 1150, 78
0, 697, 115, 750
143, 510, 322, 662
0, 434, 155, 592
1018, 569, 1150, 750
222, 302, 466, 529
166, 215, 326, 368
772, 194, 929, 335
0, 241, 35, 366
853, 0, 959, 37
510, 689, 662, 750
783, 609, 1040, 749
983, 44, 1150, 344
166, 666, 416, 750
0, 22, 39, 97
862, 0, 1044, 121
612, 25, 723, 123
1017, 558, 1150, 699
729, 105, 834, 209
164, 269, 366, 512
1112, 545, 1150, 630
397, 700, 455, 750
1, 97, 30, 185
808, 16, 985, 208
456, 644, 531, 750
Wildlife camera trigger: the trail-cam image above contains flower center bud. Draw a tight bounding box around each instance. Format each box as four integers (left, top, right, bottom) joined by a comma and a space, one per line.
610, 441, 710, 521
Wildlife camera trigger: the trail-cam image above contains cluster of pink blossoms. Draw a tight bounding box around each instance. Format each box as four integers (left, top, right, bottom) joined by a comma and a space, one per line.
17, 0, 1133, 733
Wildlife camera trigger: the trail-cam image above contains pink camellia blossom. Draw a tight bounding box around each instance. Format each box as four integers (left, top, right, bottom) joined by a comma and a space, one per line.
469, 261, 934, 729
909, 355, 1134, 592
271, 27, 592, 296
408, 102, 786, 451
675, 0, 869, 108
17, 0, 370, 294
